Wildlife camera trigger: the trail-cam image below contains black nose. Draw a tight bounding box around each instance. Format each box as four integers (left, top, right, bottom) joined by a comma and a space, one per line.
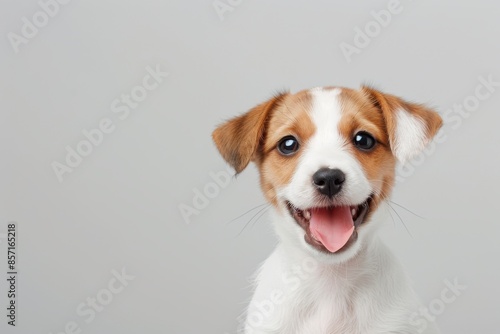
312, 168, 345, 198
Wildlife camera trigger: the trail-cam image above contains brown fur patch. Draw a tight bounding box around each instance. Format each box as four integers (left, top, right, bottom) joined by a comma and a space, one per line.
338, 89, 396, 213
212, 93, 287, 174
257, 90, 315, 206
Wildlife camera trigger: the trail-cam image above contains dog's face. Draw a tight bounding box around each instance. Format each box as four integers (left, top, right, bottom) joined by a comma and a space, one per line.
213, 86, 442, 262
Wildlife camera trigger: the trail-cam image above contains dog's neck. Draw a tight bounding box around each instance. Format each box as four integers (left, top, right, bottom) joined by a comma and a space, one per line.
279, 232, 381, 280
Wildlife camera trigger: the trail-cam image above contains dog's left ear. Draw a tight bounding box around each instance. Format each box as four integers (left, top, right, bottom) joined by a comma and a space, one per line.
212, 93, 287, 174
362, 86, 443, 163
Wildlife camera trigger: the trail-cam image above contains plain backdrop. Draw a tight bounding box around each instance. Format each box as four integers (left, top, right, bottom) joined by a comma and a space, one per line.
1, 0, 499, 333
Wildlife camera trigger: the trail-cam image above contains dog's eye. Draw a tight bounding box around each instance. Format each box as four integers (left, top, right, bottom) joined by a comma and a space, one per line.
353, 131, 376, 151
278, 136, 300, 155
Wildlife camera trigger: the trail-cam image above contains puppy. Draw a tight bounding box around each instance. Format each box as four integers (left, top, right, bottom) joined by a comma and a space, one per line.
212, 86, 442, 334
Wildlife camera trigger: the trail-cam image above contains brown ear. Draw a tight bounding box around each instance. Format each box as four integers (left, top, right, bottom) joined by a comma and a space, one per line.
362, 86, 443, 163
212, 93, 287, 173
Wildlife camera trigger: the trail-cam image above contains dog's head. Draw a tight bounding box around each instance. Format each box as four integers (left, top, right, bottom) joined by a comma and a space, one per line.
213, 86, 442, 262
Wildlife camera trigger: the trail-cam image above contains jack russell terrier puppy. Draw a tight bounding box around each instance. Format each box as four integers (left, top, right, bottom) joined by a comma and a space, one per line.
212, 86, 443, 334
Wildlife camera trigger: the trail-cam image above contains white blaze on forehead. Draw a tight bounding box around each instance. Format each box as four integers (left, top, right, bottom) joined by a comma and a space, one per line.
393, 108, 428, 163
308, 88, 346, 151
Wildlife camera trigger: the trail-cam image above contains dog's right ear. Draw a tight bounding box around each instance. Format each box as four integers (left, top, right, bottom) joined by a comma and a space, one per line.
212, 93, 287, 174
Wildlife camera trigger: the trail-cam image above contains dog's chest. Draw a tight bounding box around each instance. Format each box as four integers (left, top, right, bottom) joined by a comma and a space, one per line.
244, 244, 419, 334
247, 265, 374, 333
286, 293, 355, 334
277, 276, 363, 334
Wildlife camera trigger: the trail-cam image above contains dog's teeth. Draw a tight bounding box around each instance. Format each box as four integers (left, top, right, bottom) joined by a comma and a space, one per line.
351, 208, 356, 216
304, 210, 311, 220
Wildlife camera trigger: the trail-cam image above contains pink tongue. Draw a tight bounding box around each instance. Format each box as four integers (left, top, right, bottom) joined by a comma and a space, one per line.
309, 207, 354, 253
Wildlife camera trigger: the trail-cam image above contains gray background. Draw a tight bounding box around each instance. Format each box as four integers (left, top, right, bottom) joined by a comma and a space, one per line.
1, 0, 499, 333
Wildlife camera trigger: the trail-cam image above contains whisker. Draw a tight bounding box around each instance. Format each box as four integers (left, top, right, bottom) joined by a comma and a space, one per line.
235, 204, 271, 237
389, 200, 425, 219
248, 206, 272, 231
225, 203, 269, 225
387, 202, 413, 238
387, 205, 397, 228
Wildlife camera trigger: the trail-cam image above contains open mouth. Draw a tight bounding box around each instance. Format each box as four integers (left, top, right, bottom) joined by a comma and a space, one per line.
286, 198, 372, 254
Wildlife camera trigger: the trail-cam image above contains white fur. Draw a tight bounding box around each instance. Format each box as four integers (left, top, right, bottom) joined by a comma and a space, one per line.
242, 89, 440, 334
393, 108, 428, 163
